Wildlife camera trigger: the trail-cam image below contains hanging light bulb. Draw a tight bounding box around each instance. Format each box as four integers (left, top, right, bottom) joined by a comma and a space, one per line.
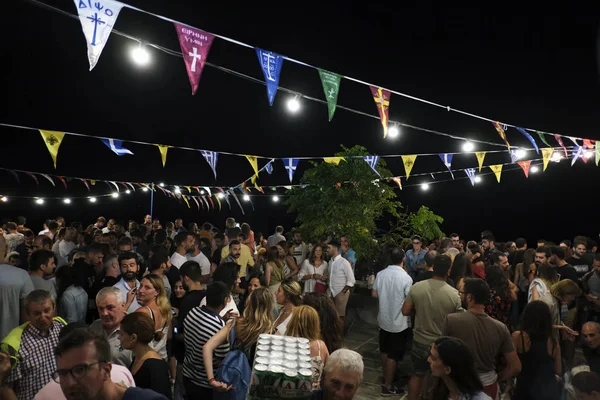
174, 187, 181, 194
474, 176, 482, 183
35, 198, 44, 205
387, 124, 400, 138
200, 190, 205, 195
111, 193, 119, 198
286, 95, 301, 113
0, 196, 7, 202
585, 150, 594, 158
243, 194, 250, 202
530, 165, 540, 173
142, 187, 149, 192
217, 192, 225, 199
272, 195, 280, 202
462, 141, 475, 152
63, 198, 71, 204
89, 197, 97, 203
131, 42, 151, 66
515, 149, 527, 159
421, 183, 430, 191
550, 152, 562, 162
125, 190, 131, 194
159, 183, 165, 187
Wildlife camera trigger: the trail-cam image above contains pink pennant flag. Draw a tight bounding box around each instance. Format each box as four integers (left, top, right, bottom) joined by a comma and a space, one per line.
517, 161, 531, 178
174, 24, 215, 95
79, 178, 91, 192
554, 134, 568, 157
25, 172, 39, 185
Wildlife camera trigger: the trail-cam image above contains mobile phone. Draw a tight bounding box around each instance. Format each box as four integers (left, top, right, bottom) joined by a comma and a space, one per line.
173, 327, 178, 334
171, 309, 176, 315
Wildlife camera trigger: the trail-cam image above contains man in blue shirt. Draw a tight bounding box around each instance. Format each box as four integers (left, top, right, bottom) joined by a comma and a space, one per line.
341, 236, 357, 270
405, 235, 427, 280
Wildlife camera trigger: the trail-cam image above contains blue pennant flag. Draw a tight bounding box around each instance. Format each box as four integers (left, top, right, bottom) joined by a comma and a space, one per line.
515, 127, 540, 154
200, 151, 219, 179
256, 48, 284, 106
464, 168, 476, 186
265, 159, 275, 174
363, 156, 381, 177
571, 146, 585, 166
438, 154, 454, 179
281, 158, 299, 183
101, 139, 133, 156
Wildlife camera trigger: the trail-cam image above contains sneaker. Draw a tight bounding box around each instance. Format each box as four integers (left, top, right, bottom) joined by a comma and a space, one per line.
381, 385, 404, 397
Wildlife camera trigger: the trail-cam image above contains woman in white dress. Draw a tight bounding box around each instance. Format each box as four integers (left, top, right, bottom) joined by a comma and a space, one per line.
272, 278, 302, 336
298, 244, 328, 294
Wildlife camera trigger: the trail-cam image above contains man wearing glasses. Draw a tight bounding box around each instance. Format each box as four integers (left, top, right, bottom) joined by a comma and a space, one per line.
405, 235, 427, 280
53, 328, 167, 400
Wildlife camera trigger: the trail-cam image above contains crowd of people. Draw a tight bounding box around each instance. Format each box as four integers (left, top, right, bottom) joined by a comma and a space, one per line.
0, 215, 363, 400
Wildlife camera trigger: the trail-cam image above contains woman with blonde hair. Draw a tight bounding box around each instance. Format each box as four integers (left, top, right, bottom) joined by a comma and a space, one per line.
541, 279, 581, 342
203, 287, 274, 393
265, 246, 285, 296
273, 278, 303, 335
286, 305, 330, 389
135, 273, 172, 360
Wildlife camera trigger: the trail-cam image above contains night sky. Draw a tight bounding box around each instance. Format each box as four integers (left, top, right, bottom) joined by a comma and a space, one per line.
2, 1, 600, 245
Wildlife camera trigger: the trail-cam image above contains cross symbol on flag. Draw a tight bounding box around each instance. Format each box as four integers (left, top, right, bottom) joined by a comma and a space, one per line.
282, 158, 299, 183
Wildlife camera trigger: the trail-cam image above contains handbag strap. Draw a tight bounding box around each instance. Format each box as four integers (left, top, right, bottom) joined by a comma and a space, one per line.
228, 322, 236, 348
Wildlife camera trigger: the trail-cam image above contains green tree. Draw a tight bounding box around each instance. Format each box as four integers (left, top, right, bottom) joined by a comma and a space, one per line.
285, 145, 401, 259
407, 206, 445, 241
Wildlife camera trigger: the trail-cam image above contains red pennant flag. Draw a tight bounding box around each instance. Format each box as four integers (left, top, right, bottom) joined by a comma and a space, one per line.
517, 161, 531, 178
492, 121, 511, 149
157, 186, 167, 196
79, 178, 91, 192
133, 183, 144, 189
25, 172, 39, 185
369, 86, 391, 138
554, 134, 568, 157
241, 182, 250, 193
207, 196, 215, 210
584, 139, 594, 149
174, 24, 215, 95
56, 176, 68, 189
193, 186, 201, 194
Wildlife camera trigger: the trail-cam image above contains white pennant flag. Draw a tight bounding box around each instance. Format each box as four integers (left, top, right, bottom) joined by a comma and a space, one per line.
73, 0, 124, 70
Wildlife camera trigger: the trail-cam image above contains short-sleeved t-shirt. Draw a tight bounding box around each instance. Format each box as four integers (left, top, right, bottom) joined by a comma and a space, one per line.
123, 387, 169, 400
405, 279, 463, 346
0, 264, 35, 340
443, 311, 514, 374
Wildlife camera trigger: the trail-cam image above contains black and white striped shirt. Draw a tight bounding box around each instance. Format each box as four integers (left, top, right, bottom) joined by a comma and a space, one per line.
182, 306, 229, 388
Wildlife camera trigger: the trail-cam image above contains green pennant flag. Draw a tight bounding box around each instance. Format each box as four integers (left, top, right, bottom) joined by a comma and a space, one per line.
318, 69, 342, 121
536, 131, 552, 147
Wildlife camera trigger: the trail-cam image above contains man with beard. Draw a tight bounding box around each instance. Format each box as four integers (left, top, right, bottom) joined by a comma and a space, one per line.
89, 287, 132, 367
54, 328, 167, 400
583, 254, 600, 322
170, 232, 195, 270
443, 278, 521, 399
112, 252, 141, 313
568, 238, 593, 278
291, 231, 309, 266
29, 250, 58, 299
220, 239, 254, 280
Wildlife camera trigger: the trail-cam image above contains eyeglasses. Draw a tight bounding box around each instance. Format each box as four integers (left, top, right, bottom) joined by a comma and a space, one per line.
52, 362, 105, 383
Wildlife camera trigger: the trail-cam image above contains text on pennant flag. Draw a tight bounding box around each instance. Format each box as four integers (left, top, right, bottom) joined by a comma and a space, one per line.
73, 0, 124, 70
517, 161, 531, 178
541, 148, 553, 171
475, 152, 486, 172
39, 130, 65, 169
255, 48, 284, 106
363, 156, 381, 177
318, 69, 342, 121
281, 158, 299, 183
174, 24, 215, 95
489, 164, 503, 183
370, 86, 391, 138
401, 155, 417, 179
464, 168, 476, 186
101, 138, 133, 156
492, 121, 511, 150
200, 150, 219, 179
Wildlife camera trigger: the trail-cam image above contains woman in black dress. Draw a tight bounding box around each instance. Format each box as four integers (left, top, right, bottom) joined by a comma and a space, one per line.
119, 312, 172, 399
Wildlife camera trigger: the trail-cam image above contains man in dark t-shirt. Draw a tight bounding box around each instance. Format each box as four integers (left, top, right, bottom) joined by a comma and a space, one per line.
551, 246, 579, 284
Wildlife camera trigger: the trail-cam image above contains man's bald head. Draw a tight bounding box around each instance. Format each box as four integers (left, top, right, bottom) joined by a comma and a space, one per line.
582, 322, 600, 349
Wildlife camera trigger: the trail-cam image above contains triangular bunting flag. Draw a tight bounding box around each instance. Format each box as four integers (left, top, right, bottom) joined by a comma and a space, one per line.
515, 127, 540, 153
230, 190, 245, 215
492, 122, 511, 149
255, 48, 284, 106
254, 183, 264, 194
184, 186, 191, 193
370, 86, 391, 138
182, 196, 191, 208
265, 160, 274, 174
535, 131, 552, 147
517, 161, 531, 178
281, 158, 299, 183
174, 24, 214, 95
567, 137, 580, 146
323, 157, 345, 165
553, 134, 568, 157
207, 196, 215, 210
489, 164, 503, 183
475, 152, 486, 172
401, 155, 417, 179
363, 156, 381, 178
108, 181, 119, 192
571, 146, 585, 166
509, 150, 520, 164
156, 145, 169, 167
596, 141, 600, 166
318, 69, 342, 121
541, 148, 554, 171
39, 130, 65, 169
203, 187, 212, 197
191, 196, 200, 210
40, 174, 55, 186
73, 0, 124, 70
438, 154, 454, 179
464, 168, 476, 186
56, 176, 68, 189
25, 172, 39, 185
245, 155, 259, 176
583, 139, 594, 149
200, 151, 218, 179
7, 170, 20, 184
391, 177, 402, 190
101, 138, 133, 156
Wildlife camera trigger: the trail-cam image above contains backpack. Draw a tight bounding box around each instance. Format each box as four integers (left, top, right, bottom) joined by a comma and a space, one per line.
214, 324, 252, 400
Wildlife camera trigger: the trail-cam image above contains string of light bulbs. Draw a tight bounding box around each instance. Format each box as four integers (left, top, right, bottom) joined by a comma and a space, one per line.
23, 0, 590, 148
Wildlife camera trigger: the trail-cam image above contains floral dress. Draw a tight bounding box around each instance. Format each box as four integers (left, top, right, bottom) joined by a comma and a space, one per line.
485, 289, 512, 329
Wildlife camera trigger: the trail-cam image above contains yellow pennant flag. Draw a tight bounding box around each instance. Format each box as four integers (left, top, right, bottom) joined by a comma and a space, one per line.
90, 180, 96, 185
401, 155, 417, 179
489, 164, 503, 183
392, 177, 402, 190
182, 196, 190, 208
245, 156, 259, 176
156, 145, 169, 167
184, 186, 191, 193
475, 152, 486, 172
214, 195, 222, 211
39, 130, 65, 168
541, 148, 554, 171
323, 157, 345, 165
251, 174, 258, 185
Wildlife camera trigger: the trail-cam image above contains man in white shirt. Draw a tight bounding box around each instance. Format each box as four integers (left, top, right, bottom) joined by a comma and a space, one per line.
292, 231, 309, 266
101, 219, 116, 234
171, 231, 195, 269
327, 239, 355, 321
267, 226, 286, 249
58, 228, 77, 267
372, 247, 413, 396
112, 251, 141, 313
187, 235, 211, 287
